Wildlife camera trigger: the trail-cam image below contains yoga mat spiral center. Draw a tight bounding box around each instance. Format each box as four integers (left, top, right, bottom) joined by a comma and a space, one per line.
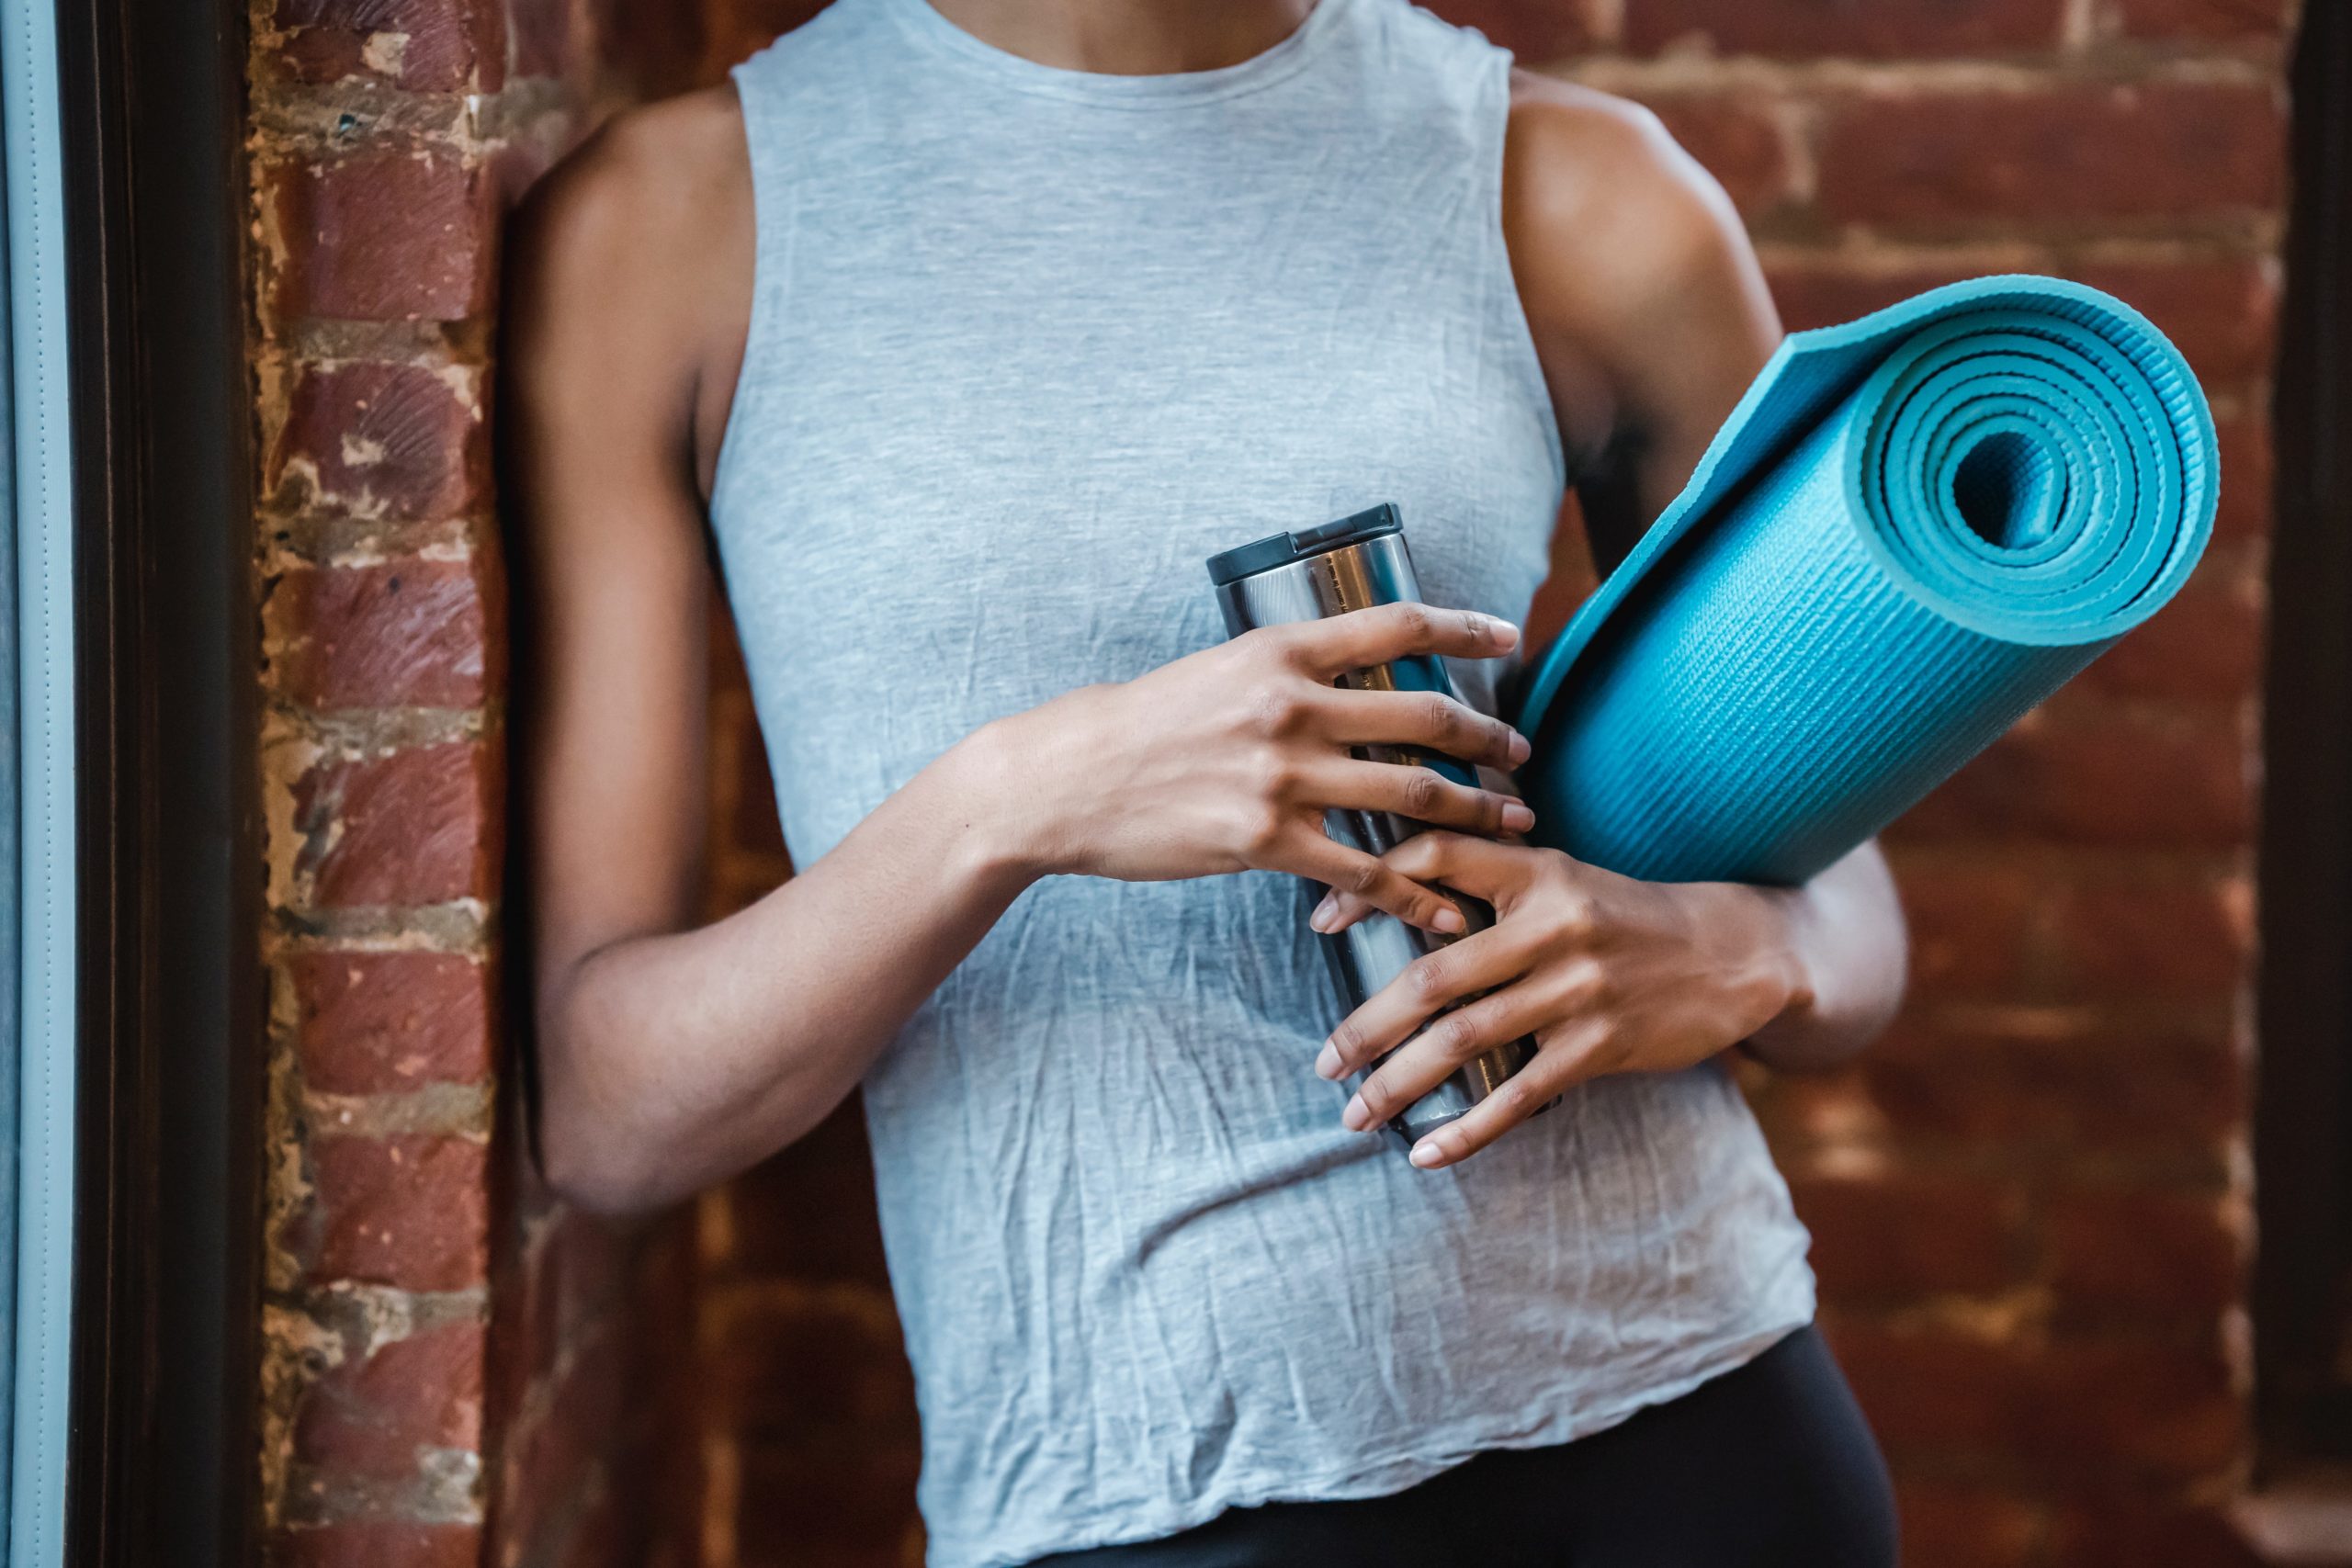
1952, 429, 2062, 550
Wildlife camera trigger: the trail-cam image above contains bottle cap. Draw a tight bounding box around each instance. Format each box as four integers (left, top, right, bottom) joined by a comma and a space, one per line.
1204, 502, 1403, 587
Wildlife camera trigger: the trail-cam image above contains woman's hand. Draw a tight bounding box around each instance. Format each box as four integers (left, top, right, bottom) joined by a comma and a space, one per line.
971, 604, 1533, 933
1308, 832, 1811, 1168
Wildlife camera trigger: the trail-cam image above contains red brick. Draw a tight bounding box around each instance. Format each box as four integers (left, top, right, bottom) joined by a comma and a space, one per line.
1862, 1018, 2242, 1156
1896, 700, 2250, 849
509, 0, 577, 79
1767, 260, 1983, 333
1897, 1478, 2043, 1568
2105, 0, 2292, 43
271, 1522, 481, 1568
270, 560, 491, 709
1419, 0, 1603, 62
2033, 1339, 2243, 1479
1794, 1169, 2029, 1299
2063, 258, 2279, 387
290, 949, 493, 1095
732, 1439, 922, 1568
2047, 870, 2252, 1001
1770, 254, 2276, 421
2049, 1495, 2263, 1567
292, 1321, 486, 1478
275, 362, 488, 520
549, 1481, 645, 1568
1637, 96, 1795, 218
1892, 858, 2042, 996
719, 694, 789, 863
594, 0, 712, 97
271, 152, 493, 321
2075, 565, 2264, 704
543, 1207, 638, 1349
2045, 1185, 2243, 1317
2211, 411, 2271, 539
621, 1220, 705, 1555
275, 0, 505, 93
1745, 1061, 1882, 1150
1826, 1316, 2037, 1452
711, 1286, 916, 1438
1625, 0, 2064, 57
1827, 1319, 2240, 1476
1816, 83, 2285, 229
719, 0, 838, 43
484, 1239, 541, 1458
500, 1318, 638, 1553
295, 740, 499, 908
723, 1098, 890, 1284
310, 1134, 491, 1289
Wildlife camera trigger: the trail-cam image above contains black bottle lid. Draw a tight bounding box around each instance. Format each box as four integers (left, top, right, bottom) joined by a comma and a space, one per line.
1204, 502, 1403, 587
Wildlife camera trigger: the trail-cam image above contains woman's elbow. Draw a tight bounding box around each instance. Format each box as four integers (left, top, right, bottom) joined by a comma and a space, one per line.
531, 1028, 678, 1213
537, 1096, 668, 1214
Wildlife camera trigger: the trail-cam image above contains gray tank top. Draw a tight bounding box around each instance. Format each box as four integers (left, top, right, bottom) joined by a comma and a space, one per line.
717, 4, 1814, 1562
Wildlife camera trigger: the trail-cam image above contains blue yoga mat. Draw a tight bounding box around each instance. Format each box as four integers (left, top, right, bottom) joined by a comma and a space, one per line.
1512, 276, 2219, 886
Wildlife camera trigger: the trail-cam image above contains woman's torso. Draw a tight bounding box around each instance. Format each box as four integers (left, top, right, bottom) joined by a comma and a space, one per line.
709, 3, 1815, 1563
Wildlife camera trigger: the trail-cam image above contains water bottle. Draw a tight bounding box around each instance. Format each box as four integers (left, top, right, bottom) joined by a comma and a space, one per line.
1205, 502, 1546, 1148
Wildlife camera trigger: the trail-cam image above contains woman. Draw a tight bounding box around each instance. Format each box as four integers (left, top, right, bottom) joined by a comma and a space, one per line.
505, 0, 1909, 1563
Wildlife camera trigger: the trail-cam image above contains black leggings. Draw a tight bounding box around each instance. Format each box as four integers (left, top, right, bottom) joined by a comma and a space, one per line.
1031, 1326, 1896, 1568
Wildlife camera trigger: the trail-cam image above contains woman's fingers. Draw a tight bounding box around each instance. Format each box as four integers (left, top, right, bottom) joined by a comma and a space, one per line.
1280, 829, 1466, 934
1403, 1021, 1615, 1169
1314, 923, 1535, 1079
1299, 759, 1533, 839
1337, 979, 1562, 1134
1309, 830, 1544, 933
1308, 687, 1529, 772
1282, 602, 1519, 680
1374, 831, 1537, 902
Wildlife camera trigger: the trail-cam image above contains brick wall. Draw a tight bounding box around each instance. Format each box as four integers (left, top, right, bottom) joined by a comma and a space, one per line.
247, 3, 698, 1566
683, 4, 2294, 1566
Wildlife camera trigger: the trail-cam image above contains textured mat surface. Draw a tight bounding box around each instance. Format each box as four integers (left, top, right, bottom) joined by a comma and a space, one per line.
1513, 276, 2219, 885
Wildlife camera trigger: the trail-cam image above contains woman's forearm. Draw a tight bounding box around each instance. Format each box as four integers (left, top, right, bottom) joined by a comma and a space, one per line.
531, 608, 1536, 1210
1740, 840, 1908, 1073
537, 728, 1038, 1211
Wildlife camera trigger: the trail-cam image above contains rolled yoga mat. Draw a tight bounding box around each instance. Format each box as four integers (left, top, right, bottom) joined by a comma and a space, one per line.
1511, 276, 2219, 886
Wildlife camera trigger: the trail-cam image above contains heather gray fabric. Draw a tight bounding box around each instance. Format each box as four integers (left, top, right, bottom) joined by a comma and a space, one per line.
713, 3, 1815, 1562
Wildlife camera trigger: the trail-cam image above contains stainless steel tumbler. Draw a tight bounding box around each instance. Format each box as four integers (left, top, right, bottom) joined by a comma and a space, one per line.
1206, 502, 1544, 1148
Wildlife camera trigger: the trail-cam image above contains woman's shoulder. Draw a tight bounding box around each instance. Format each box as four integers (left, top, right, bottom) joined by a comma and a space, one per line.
507, 85, 756, 501
1505, 71, 1735, 259
525, 85, 750, 246
1501, 71, 1771, 464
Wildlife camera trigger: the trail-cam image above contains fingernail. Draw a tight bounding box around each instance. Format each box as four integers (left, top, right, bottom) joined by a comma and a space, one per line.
1341, 1096, 1373, 1133
1409, 1140, 1446, 1169
1486, 616, 1519, 646
1315, 1042, 1343, 1079
1309, 894, 1336, 932
1502, 801, 1535, 833
1432, 905, 1465, 934
1507, 729, 1532, 766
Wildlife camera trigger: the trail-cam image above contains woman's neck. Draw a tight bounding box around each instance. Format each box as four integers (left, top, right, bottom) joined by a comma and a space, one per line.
919, 0, 1317, 74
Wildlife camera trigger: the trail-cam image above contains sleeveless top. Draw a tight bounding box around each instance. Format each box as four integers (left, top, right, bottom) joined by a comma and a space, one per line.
715, 3, 1815, 1563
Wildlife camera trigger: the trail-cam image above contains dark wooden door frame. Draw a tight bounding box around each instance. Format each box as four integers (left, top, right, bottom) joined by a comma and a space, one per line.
2256, 0, 2352, 1480
51, 0, 263, 1561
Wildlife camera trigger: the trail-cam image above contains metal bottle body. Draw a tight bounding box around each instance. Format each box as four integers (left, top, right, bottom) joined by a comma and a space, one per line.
1208, 515, 1541, 1147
